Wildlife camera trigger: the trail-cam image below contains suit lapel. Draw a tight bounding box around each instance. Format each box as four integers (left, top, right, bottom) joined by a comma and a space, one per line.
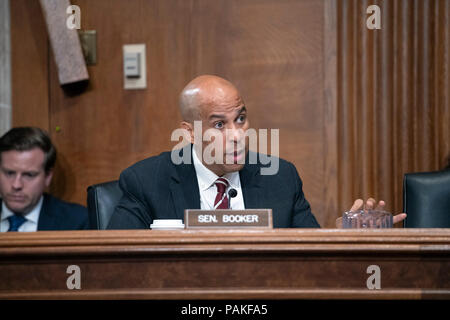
168, 147, 261, 216
239, 160, 261, 209
37, 194, 58, 231
169, 146, 200, 219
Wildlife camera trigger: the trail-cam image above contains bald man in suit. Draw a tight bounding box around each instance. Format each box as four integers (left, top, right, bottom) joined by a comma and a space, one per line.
108, 75, 406, 229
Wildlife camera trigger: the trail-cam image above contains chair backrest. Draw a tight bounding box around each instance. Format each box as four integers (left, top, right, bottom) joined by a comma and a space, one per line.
87, 180, 122, 230
403, 170, 450, 228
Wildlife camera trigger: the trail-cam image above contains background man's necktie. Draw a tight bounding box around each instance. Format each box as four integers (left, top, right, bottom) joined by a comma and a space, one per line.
214, 177, 229, 209
8, 214, 27, 232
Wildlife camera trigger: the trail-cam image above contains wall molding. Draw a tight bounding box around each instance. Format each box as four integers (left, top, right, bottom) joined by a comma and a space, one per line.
336, 0, 450, 215
0, 0, 11, 136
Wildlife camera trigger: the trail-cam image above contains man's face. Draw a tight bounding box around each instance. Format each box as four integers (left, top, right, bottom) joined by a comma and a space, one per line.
196, 86, 250, 176
0, 148, 53, 214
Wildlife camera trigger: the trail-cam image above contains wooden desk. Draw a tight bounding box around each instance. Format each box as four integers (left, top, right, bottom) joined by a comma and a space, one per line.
0, 229, 449, 299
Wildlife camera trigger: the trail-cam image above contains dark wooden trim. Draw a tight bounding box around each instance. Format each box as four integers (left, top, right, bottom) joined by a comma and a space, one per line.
1, 229, 449, 300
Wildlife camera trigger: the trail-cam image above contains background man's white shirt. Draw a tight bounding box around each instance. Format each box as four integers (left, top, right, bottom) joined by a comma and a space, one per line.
0, 196, 43, 232
192, 148, 245, 210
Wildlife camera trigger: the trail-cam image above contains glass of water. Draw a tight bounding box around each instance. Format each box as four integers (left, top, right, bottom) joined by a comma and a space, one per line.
342, 209, 393, 229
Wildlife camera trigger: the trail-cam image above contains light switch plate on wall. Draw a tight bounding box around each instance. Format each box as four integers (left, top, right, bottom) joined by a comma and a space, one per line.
124, 52, 141, 78
123, 44, 146, 89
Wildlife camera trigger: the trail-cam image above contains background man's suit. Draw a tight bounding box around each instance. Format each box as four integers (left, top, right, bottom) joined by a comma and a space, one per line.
1, 193, 89, 230
107, 148, 320, 229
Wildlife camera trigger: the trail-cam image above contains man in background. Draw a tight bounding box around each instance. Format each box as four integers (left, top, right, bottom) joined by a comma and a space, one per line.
0, 127, 88, 231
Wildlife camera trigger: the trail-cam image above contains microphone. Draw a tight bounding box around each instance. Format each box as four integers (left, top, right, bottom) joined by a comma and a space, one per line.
228, 188, 237, 209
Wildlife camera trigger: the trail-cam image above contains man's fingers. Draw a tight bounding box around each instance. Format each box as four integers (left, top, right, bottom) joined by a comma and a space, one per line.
337, 213, 407, 228
393, 213, 407, 224
365, 198, 376, 210
349, 198, 387, 213
375, 200, 385, 210
350, 199, 364, 211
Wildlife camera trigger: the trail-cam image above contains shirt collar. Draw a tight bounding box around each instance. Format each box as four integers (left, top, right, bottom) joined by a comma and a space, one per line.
192, 147, 241, 191
1, 195, 43, 225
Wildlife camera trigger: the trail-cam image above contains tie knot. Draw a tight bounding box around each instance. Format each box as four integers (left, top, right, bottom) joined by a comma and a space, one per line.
8, 214, 27, 232
215, 177, 229, 194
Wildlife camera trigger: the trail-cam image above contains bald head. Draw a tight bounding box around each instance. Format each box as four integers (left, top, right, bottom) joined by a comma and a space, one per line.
178, 75, 249, 176
179, 75, 240, 122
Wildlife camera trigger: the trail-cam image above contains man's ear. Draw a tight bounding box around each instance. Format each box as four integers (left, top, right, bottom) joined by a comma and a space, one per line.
180, 121, 194, 144
44, 170, 54, 188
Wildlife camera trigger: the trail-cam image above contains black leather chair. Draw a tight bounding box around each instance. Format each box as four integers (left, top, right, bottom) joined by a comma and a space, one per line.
403, 170, 450, 228
87, 180, 122, 230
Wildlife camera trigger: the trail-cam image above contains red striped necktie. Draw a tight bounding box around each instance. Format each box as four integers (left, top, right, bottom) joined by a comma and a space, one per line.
214, 177, 229, 209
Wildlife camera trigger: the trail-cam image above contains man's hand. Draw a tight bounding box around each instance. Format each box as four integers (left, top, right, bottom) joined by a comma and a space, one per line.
335, 198, 407, 228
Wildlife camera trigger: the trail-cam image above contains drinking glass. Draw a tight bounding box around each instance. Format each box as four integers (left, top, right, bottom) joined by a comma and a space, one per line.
342, 209, 393, 229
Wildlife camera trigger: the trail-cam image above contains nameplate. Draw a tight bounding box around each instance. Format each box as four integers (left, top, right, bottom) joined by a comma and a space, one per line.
184, 209, 273, 229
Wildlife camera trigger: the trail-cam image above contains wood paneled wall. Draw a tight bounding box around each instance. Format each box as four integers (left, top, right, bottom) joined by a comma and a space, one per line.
337, 0, 450, 217
10, 0, 450, 227
10, 0, 49, 130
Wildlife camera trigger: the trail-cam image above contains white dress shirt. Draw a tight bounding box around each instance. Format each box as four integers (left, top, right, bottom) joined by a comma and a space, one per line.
0, 196, 43, 232
192, 148, 245, 210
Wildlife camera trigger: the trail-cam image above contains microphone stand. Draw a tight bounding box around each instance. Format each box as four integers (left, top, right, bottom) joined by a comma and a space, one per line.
228, 188, 237, 209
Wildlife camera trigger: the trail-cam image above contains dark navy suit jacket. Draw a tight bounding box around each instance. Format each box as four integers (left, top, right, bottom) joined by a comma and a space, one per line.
107, 149, 320, 229
1, 193, 89, 231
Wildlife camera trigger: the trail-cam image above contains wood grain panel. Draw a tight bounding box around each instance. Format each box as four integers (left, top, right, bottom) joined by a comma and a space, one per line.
48, 0, 194, 202
1, 229, 449, 299
217, 0, 326, 223
45, 0, 329, 225
10, 0, 49, 130
336, 0, 450, 217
